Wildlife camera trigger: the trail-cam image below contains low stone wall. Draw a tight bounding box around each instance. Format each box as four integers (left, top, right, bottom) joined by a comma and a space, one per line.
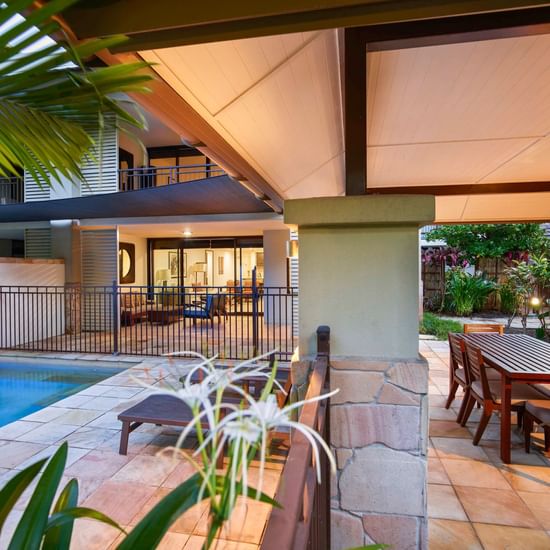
330, 356, 429, 550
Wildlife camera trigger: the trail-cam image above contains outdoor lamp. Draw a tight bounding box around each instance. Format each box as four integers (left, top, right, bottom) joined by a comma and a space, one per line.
286, 240, 299, 258
530, 296, 541, 308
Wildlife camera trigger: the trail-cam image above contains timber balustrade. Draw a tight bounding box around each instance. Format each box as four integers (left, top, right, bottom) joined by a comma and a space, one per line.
261, 325, 331, 550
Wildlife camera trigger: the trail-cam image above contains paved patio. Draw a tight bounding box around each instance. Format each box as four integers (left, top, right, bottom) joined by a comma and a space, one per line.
422, 339, 550, 550
0, 353, 283, 550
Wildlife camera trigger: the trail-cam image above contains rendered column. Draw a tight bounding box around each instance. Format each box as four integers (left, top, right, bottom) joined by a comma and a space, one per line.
285, 195, 435, 550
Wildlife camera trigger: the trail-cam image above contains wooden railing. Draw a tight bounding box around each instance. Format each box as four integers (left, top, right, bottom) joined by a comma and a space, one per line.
0, 176, 23, 204
261, 325, 331, 550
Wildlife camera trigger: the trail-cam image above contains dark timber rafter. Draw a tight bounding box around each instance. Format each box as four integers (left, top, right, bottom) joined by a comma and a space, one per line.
367, 181, 550, 196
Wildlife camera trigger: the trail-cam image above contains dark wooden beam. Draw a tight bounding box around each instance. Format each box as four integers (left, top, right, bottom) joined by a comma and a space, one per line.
344, 28, 367, 196
365, 6, 550, 51
367, 181, 550, 196
62, 1, 550, 51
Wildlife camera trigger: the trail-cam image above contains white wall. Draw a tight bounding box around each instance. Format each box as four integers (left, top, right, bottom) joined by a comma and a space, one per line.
119, 232, 147, 287
0, 259, 65, 347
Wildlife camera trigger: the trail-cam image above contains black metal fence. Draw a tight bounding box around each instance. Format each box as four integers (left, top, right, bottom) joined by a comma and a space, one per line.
0, 177, 23, 204
0, 283, 298, 360
118, 163, 225, 192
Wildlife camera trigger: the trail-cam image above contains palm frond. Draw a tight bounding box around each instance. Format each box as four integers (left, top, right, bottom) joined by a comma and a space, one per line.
0, 0, 153, 186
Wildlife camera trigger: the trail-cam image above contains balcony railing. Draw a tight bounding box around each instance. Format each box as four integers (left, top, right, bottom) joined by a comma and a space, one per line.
118, 163, 225, 192
0, 177, 23, 204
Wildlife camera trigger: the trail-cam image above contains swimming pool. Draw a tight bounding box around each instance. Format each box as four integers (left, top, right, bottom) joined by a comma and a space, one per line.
0, 357, 128, 427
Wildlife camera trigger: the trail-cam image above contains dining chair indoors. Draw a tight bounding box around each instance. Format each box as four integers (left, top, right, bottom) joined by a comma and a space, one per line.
461, 342, 542, 445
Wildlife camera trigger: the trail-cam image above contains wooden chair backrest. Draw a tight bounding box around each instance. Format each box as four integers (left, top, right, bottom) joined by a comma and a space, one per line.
464, 323, 504, 335
464, 342, 492, 400
448, 333, 466, 373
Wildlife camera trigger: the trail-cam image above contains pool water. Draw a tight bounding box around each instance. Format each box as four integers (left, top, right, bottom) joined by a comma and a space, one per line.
0, 358, 128, 427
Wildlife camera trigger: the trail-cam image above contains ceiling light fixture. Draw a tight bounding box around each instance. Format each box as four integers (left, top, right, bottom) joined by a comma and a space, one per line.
182, 230, 192, 237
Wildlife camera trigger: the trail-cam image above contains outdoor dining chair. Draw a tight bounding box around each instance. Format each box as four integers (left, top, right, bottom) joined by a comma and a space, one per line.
445, 333, 470, 422
461, 342, 542, 444
524, 400, 550, 453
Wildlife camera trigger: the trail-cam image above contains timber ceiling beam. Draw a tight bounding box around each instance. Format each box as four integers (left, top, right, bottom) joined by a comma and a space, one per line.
367, 181, 550, 196
98, 50, 284, 212
344, 28, 367, 196
63, 1, 550, 52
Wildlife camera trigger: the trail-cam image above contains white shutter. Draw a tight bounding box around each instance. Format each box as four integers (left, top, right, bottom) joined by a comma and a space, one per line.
81, 229, 118, 331
290, 230, 299, 337
24, 172, 49, 202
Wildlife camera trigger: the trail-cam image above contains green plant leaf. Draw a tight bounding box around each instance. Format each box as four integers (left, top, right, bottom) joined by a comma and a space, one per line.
42, 478, 79, 550
116, 473, 205, 550
0, 459, 46, 532
7, 443, 68, 550
47, 507, 125, 533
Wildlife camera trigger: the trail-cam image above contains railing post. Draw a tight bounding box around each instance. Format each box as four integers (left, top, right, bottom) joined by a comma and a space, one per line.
316, 325, 330, 357
252, 267, 259, 356
112, 279, 119, 355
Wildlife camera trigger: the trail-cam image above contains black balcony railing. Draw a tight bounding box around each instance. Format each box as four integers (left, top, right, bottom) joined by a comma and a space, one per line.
0, 283, 298, 361
118, 163, 225, 192
0, 177, 23, 204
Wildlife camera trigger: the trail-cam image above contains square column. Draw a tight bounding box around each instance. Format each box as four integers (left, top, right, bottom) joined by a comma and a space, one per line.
285, 195, 435, 550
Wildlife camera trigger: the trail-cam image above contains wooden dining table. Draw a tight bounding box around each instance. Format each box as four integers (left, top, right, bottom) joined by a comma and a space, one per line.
462, 333, 550, 463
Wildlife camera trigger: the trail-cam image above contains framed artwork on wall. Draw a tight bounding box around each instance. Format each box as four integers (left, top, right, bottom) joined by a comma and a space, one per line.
119, 242, 135, 284
168, 251, 178, 279
218, 256, 224, 275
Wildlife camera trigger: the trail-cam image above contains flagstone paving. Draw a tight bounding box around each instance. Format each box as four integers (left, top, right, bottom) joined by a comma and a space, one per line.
0, 353, 282, 550
422, 339, 550, 550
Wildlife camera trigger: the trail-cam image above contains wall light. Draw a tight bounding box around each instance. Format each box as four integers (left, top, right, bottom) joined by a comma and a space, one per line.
530, 296, 541, 308
286, 240, 299, 259
182, 230, 193, 237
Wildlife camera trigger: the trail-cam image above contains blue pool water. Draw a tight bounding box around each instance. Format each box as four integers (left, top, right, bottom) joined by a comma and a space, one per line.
0, 358, 128, 427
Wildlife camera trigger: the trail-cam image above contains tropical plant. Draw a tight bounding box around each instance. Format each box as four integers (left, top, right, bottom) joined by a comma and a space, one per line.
444, 268, 497, 316
0, 443, 122, 549
498, 280, 518, 315
420, 312, 463, 340
0, 0, 151, 187
425, 224, 549, 264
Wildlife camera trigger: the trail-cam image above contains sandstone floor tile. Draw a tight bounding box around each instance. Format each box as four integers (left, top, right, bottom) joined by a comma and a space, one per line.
129, 488, 208, 534
162, 461, 196, 489
428, 519, 482, 550
183, 534, 258, 550
141, 434, 181, 456
16, 423, 77, 445
482, 444, 548, 467
0, 441, 47, 468
70, 517, 121, 550
101, 386, 144, 399
194, 497, 270, 544
455, 486, 541, 528
65, 450, 131, 480
430, 421, 471, 438
429, 396, 449, 408
428, 484, 468, 521
518, 491, 550, 530
83, 480, 157, 525
473, 523, 550, 550
14, 444, 89, 471
52, 394, 93, 409
50, 408, 104, 426
432, 437, 490, 462
500, 464, 550, 493
82, 396, 123, 411
87, 412, 124, 430
0, 420, 42, 440
97, 431, 157, 454
429, 408, 458, 421
79, 384, 110, 397
428, 457, 451, 485
65, 427, 119, 450
22, 406, 71, 422
440, 458, 511, 490
113, 454, 179, 486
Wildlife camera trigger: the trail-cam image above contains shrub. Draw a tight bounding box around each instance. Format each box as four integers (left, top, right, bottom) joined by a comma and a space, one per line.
444, 268, 496, 316
420, 312, 463, 340
498, 281, 518, 314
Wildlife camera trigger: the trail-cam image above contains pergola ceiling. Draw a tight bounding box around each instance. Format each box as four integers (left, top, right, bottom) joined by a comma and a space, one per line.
139, 30, 345, 200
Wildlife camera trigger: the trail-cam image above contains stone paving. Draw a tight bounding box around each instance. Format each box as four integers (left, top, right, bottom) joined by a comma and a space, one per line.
422, 339, 550, 550
0, 352, 282, 550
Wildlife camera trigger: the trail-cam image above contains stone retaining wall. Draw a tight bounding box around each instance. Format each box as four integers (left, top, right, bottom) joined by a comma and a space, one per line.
330, 356, 429, 550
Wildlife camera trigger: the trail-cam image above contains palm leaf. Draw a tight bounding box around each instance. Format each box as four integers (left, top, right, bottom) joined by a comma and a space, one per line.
0, 0, 152, 186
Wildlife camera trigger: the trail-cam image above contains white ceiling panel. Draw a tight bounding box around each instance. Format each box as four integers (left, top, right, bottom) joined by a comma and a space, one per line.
217, 32, 343, 192
284, 153, 345, 198
368, 138, 535, 187
144, 32, 315, 116
368, 35, 550, 146
481, 136, 550, 183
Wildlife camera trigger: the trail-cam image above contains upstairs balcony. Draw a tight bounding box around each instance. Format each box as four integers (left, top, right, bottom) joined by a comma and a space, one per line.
0, 177, 23, 204
118, 163, 225, 192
